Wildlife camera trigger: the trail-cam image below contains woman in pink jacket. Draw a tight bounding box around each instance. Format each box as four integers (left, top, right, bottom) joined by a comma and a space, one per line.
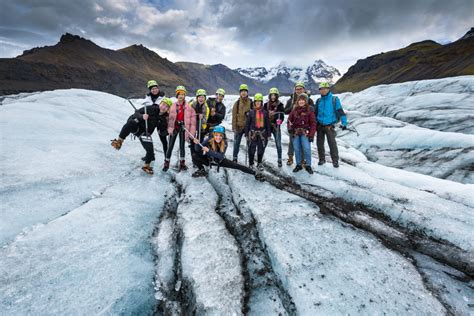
163, 86, 196, 172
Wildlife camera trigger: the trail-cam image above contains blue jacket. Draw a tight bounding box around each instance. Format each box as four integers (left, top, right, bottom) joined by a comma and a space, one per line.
315, 92, 347, 126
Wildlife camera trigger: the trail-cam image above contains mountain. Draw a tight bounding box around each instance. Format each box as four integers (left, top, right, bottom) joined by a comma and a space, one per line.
236, 60, 341, 93
334, 28, 474, 93
0, 33, 267, 97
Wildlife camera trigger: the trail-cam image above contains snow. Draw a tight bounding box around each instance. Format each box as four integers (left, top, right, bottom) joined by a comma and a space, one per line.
338, 76, 474, 134
1, 174, 174, 314
0, 89, 179, 314
1, 77, 473, 314
226, 170, 445, 314
338, 113, 474, 183
174, 174, 244, 314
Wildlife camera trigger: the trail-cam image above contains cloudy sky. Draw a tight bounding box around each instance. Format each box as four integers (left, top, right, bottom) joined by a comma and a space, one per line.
0, 0, 472, 74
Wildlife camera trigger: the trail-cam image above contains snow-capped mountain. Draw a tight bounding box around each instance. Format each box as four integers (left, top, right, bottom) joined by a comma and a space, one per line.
236, 60, 341, 92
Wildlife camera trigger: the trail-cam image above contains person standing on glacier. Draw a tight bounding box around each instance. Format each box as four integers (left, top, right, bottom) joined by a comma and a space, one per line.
232, 84, 254, 162
315, 82, 348, 168
163, 85, 196, 172
206, 88, 227, 133
284, 81, 314, 166
245, 93, 271, 171
264, 87, 285, 167
287, 93, 316, 174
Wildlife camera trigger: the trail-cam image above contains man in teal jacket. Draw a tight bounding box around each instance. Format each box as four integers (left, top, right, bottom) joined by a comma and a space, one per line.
315, 82, 348, 168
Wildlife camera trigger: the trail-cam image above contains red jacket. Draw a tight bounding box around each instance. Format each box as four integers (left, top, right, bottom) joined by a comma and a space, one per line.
287, 105, 316, 138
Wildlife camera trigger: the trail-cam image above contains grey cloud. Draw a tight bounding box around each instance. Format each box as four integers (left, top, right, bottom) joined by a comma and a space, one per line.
0, 0, 472, 71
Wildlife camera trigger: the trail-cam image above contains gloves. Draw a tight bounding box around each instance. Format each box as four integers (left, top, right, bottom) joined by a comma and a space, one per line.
276, 119, 283, 126
341, 125, 347, 130
308, 136, 314, 142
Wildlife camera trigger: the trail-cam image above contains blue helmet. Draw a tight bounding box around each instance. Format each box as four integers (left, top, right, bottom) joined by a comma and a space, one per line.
213, 125, 225, 135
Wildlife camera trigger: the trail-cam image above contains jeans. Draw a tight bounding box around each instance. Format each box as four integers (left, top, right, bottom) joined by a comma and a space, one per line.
292, 135, 312, 166
232, 130, 245, 160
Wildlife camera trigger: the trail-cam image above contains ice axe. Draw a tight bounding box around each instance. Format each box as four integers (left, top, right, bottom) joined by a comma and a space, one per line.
340, 124, 359, 136
126, 98, 153, 143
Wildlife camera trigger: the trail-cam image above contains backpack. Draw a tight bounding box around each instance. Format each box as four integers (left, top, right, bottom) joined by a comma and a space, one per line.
316, 96, 339, 122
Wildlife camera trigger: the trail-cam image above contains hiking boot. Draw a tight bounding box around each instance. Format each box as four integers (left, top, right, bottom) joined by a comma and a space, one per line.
249, 164, 255, 171
277, 160, 282, 168
318, 160, 326, 166
305, 166, 314, 174
293, 165, 303, 173
111, 138, 123, 150
179, 160, 188, 171
255, 173, 265, 182
287, 155, 294, 166
233, 158, 238, 163
142, 164, 154, 175
333, 161, 339, 168
192, 169, 208, 177
162, 160, 170, 172
257, 163, 264, 171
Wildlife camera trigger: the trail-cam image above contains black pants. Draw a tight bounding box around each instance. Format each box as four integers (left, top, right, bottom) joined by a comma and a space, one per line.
317, 124, 339, 162
157, 131, 168, 156
192, 153, 255, 175
166, 126, 186, 161
248, 131, 267, 165
119, 119, 156, 164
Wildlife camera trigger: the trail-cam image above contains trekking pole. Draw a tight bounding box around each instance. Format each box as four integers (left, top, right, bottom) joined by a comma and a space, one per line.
245, 134, 248, 165
198, 115, 202, 142
182, 126, 204, 148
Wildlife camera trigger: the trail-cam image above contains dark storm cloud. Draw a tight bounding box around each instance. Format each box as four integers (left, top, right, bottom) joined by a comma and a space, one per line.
215, 0, 473, 53
0, 0, 472, 70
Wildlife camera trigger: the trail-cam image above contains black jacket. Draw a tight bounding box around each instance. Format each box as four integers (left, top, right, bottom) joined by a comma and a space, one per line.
264, 100, 285, 128
245, 109, 271, 137
131, 104, 168, 135
206, 97, 226, 128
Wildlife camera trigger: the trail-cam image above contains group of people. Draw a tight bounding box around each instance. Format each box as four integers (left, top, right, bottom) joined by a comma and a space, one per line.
111, 79, 348, 179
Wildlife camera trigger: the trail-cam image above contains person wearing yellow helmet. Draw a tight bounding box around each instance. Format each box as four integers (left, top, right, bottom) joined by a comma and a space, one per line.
232, 83, 254, 162
264, 87, 285, 167
110, 80, 166, 175
284, 81, 315, 166
245, 93, 271, 171
287, 93, 316, 174
190, 89, 210, 141
144, 79, 165, 105
163, 85, 196, 172
190, 125, 264, 181
206, 88, 227, 133
315, 82, 347, 168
